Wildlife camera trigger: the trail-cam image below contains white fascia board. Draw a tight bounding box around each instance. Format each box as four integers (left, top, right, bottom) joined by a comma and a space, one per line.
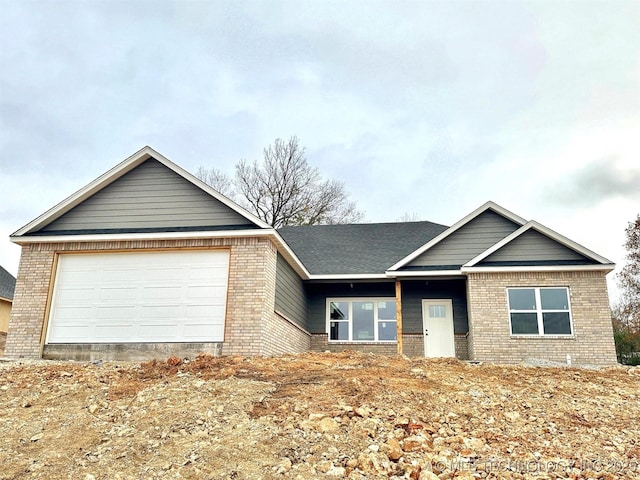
387, 201, 527, 271
10, 228, 277, 245
307, 273, 389, 280
463, 220, 614, 267
0, 296, 12, 303
12, 146, 270, 237
386, 270, 463, 277
462, 264, 615, 273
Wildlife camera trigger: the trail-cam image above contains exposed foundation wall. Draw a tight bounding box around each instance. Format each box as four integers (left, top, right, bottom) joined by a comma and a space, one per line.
6, 237, 304, 360
43, 343, 223, 362
466, 271, 617, 365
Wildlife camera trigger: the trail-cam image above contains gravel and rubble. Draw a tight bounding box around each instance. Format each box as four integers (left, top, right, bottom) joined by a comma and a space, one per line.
0, 351, 639, 479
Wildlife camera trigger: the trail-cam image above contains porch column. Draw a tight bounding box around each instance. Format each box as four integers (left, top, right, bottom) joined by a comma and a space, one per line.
395, 279, 403, 355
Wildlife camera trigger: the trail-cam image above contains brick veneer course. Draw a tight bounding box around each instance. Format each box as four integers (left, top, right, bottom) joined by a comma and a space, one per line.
466, 271, 617, 365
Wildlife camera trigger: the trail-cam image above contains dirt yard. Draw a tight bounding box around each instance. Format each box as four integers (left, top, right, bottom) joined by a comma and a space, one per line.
0, 352, 638, 479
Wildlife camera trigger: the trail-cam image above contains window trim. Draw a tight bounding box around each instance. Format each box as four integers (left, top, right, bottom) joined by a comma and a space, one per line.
326, 297, 397, 343
507, 287, 574, 337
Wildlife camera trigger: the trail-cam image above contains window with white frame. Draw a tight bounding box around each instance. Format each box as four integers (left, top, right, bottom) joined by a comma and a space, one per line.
327, 298, 397, 342
507, 287, 573, 336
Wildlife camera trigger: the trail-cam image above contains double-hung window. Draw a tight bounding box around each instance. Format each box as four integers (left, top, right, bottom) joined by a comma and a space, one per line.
327, 298, 397, 342
507, 287, 573, 336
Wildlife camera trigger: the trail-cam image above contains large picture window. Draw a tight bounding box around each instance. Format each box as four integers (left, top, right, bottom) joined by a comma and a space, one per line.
507, 287, 573, 336
327, 298, 397, 342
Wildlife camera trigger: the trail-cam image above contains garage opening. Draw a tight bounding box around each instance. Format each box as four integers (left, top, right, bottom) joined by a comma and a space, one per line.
46, 250, 230, 343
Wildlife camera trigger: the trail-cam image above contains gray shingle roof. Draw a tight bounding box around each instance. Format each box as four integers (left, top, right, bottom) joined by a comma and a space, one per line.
278, 221, 449, 275
0, 265, 16, 301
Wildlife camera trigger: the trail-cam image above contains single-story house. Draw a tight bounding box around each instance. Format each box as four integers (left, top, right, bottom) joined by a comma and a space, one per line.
5, 147, 618, 364
0, 265, 16, 333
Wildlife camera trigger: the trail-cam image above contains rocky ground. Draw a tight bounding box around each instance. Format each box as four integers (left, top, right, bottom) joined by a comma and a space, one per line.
0, 351, 639, 480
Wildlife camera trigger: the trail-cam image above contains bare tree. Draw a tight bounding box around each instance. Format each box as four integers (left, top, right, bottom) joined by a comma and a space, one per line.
396, 212, 422, 222
198, 136, 364, 228
194, 166, 233, 197
618, 214, 640, 332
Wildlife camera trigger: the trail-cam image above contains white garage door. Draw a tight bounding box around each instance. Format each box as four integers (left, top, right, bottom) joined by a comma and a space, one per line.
47, 250, 229, 343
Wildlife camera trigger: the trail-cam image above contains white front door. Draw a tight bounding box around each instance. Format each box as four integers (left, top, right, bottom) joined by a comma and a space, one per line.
421, 299, 455, 357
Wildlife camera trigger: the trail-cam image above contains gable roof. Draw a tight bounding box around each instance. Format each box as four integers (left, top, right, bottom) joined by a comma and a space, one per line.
278, 220, 449, 276
462, 220, 614, 270
11, 146, 271, 238
0, 266, 16, 302
387, 201, 527, 271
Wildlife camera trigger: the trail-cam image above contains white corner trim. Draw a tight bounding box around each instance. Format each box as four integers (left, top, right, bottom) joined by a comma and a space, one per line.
387, 201, 527, 271
463, 220, 614, 267
12, 146, 271, 237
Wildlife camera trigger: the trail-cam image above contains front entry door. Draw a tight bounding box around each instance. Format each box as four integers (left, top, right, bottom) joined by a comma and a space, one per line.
421, 299, 455, 357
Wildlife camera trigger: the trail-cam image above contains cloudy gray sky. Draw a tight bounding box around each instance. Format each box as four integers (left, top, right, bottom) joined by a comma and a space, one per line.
1, 0, 638, 300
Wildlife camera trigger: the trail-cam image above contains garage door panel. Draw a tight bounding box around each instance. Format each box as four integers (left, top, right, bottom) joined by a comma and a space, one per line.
139, 304, 183, 318
187, 285, 228, 298
54, 306, 94, 319
102, 268, 142, 283
95, 324, 135, 338
57, 288, 97, 302
48, 324, 91, 341
183, 323, 224, 339
185, 304, 226, 317
96, 306, 137, 319
100, 288, 138, 300
47, 250, 229, 343
142, 286, 183, 299
138, 324, 179, 338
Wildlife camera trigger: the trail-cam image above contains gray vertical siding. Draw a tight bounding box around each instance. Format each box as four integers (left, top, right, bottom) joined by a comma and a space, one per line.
275, 254, 308, 329
406, 210, 520, 268
480, 229, 593, 264
41, 159, 255, 232
305, 279, 468, 335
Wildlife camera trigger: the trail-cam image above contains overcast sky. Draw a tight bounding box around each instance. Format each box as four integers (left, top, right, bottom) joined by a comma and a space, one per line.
1, 0, 638, 300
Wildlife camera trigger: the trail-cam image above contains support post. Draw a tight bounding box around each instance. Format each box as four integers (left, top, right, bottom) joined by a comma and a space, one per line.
395, 279, 403, 355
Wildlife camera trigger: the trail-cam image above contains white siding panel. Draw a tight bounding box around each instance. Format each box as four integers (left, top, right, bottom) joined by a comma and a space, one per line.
47, 250, 230, 343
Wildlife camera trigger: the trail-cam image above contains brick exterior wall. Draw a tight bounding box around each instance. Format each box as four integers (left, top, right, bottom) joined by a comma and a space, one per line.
402, 334, 423, 358
310, 334, 399, 355
263, 312, 311, 355
5, 237, 308, 359
310, 333, 469, 360
466, 271, 617, 365
454, 334, 469, 360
